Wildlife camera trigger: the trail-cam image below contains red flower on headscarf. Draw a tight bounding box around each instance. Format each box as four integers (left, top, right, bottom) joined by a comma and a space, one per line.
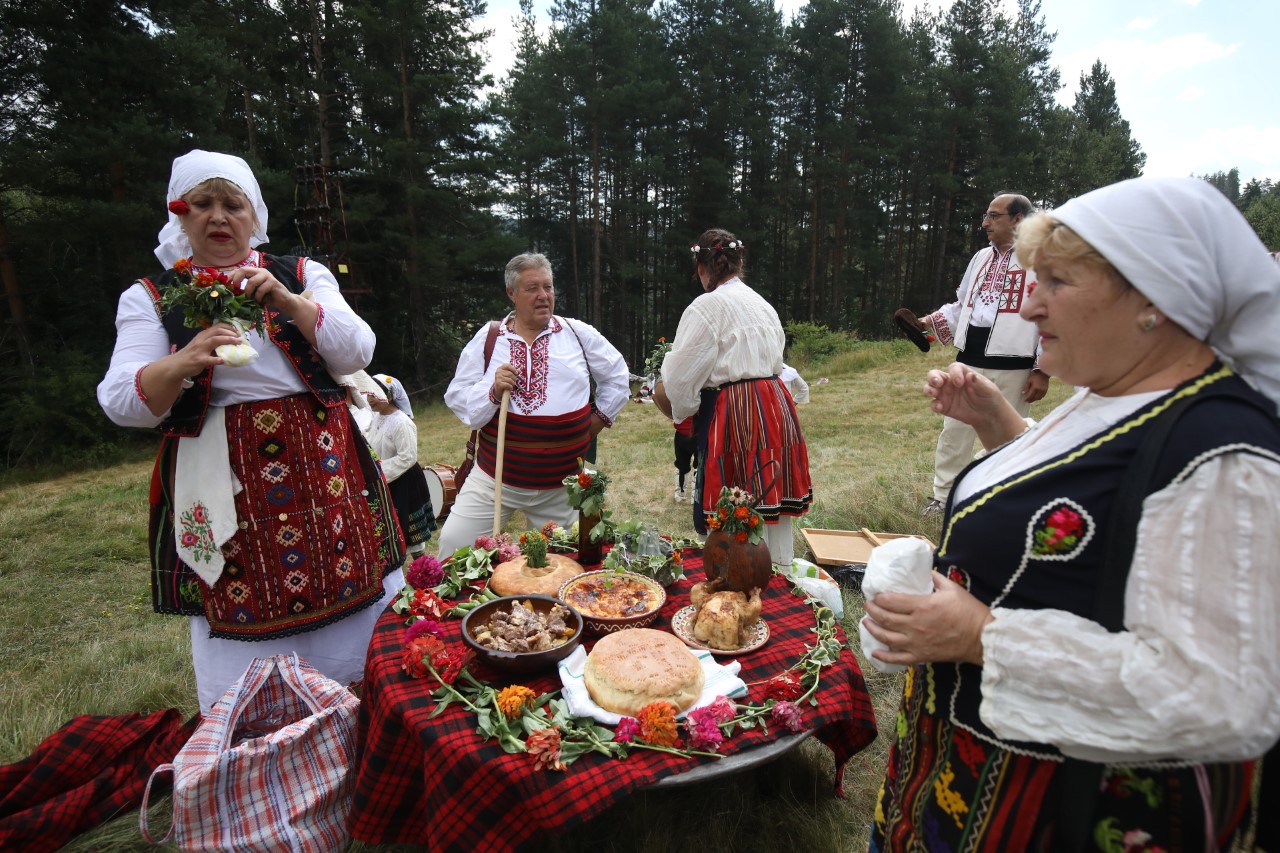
168, 199, 190, 216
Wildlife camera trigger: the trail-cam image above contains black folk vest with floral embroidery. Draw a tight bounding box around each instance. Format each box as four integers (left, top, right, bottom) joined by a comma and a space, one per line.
138, 254, 345, 437
932, 365, 1280, 757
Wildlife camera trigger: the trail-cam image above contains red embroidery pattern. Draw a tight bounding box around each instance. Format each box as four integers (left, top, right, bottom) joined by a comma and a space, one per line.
509, 335, 551, 414
974, 249, 1013, 308
998, 270, 1026, 313
134, 366, 149, 402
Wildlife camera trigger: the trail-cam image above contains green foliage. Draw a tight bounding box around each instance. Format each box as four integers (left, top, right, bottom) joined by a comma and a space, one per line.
784, 321, 855, 368
1243, 181, 1280, 250
0, 349, 146, 472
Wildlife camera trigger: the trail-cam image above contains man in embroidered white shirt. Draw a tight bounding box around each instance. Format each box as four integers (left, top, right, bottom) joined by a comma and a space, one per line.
916, 192, 1050, 516
437, 253, 630, 555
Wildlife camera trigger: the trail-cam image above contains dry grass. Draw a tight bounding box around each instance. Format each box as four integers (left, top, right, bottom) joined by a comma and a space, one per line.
0, 341, 1073, 851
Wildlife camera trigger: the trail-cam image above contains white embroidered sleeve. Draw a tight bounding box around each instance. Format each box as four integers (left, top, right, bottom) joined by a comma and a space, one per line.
443, 325, 501, 429
97, 284, 170, 428
661, 300, 720, 422
303, 260, 375, 374
979, 452, 1280, 764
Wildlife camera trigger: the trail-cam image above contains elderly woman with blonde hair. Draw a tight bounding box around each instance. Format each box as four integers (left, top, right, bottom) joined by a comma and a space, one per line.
98, 150, 403, 712
864, 177, 1280, 851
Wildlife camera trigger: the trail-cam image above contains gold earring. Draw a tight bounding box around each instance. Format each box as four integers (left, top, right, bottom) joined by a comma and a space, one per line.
1139, 314, 1159, 332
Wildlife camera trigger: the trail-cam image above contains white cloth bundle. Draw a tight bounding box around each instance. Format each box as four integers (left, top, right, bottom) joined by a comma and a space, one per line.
858, 537, 935, 674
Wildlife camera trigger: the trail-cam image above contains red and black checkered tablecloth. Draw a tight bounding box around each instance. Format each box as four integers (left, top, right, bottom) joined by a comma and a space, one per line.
349, 550, 878, 851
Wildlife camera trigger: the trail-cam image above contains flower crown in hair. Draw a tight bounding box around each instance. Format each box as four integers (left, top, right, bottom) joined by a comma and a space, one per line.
690, 240, 743, 254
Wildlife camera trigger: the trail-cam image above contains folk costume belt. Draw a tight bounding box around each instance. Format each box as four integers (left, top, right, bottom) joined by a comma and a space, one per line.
479, 431, 590, 450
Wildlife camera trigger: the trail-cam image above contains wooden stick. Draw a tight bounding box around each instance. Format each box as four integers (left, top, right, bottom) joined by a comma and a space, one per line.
861, 528, 884, 548
492, 390, 511, 537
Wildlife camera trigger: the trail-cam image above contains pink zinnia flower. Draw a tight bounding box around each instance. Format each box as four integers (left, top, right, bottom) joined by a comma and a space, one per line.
703, 696, 736, 724
613, 717, 641, 744
770, 701, 806, 733
474, 534, 498, 551
405, 554, 444, 590
404, 618, 443, 644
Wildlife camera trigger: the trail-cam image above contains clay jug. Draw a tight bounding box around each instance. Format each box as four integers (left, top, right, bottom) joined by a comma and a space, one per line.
702, 529, 772, 592
577, 512, 602, 566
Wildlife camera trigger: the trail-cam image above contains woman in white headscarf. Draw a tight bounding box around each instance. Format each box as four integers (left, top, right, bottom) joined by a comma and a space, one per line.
373, 372, 414, 418
864, 177, 1280, 851
365, 373, 436, 556
97, 150, 405, 713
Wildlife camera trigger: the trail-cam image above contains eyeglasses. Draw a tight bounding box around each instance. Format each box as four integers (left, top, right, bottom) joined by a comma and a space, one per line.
981, 212, 1009, 221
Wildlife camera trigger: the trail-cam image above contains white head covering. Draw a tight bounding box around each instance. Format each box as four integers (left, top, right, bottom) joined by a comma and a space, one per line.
1051, 176, 1280, 410
155, 149, 270, 268
344, 369, 386, 403
373, 373, 414, 418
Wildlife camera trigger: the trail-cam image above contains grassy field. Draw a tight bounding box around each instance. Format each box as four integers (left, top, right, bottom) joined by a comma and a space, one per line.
0, 340, 1072, 851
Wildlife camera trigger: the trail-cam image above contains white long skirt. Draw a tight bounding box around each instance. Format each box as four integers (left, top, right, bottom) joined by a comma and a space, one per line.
189, 568, 404, 713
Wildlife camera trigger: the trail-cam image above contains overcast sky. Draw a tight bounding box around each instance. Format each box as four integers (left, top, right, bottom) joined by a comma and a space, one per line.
475, 0, 1280, 185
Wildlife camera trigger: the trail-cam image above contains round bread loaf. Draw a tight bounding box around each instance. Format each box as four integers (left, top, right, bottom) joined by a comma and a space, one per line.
584, 628, 704, 716
489, 554, 584, 597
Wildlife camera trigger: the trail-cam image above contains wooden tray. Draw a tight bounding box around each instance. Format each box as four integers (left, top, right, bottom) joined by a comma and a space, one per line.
800, 528, 935, 567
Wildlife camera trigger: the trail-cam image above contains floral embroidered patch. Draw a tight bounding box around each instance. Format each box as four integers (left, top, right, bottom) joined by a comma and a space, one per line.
1026, 499, 1094, 560
177, 501, 219, 564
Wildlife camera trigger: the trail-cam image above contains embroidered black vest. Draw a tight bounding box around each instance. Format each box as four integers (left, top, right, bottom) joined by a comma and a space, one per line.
933, 364, 1280, 759
137, 254, 345, 437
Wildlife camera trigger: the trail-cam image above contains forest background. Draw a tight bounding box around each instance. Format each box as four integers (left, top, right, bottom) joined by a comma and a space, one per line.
2, 0, 1278, 474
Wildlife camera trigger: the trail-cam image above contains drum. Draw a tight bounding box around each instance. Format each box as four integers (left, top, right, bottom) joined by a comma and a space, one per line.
424, 464, 458, 521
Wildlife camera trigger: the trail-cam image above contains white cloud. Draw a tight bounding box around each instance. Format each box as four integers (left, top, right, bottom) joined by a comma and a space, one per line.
1178, 86, 1205, 102
1144, 125, 1280, 181
1125, 17, 1157, 31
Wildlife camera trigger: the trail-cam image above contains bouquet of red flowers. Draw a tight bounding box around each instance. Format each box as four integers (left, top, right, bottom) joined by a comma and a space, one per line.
705, 486, 765, 545
160, 258, 267, 332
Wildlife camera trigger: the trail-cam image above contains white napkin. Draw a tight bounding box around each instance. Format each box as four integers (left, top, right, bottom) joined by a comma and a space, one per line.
779, 557, 844, 617
557, 643, 748, 725
173, 407, 241, 586
858, 537, 934, 674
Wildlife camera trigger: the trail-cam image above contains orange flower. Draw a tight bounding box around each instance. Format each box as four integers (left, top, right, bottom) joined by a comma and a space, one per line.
577, 472, 593, 488
497, 685, 537, 720
748, 515, 760, 528
734, 506, 750, 520
705, 515, 721, 530
526, 726, 566, 771
718, 508, 728, 520
636, 701, 681, 748
734, 531, 748, 543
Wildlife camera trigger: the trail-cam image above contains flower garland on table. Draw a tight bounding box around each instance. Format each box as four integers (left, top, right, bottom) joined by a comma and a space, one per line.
399, 580, 843, 772
392, 534, 522, 620
704, 486, 765, 545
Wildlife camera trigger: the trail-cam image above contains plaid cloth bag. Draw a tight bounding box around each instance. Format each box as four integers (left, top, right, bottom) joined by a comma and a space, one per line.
139, 653, 358, 852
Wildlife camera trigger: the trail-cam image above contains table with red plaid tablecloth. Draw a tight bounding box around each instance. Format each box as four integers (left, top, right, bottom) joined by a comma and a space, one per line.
349, 550, 878, 851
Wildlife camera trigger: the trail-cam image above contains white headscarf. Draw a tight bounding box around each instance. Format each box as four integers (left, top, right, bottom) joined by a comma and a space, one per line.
373, 373, 414, 418
1051, 176, 1280, 411
154, 149, 270, 268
